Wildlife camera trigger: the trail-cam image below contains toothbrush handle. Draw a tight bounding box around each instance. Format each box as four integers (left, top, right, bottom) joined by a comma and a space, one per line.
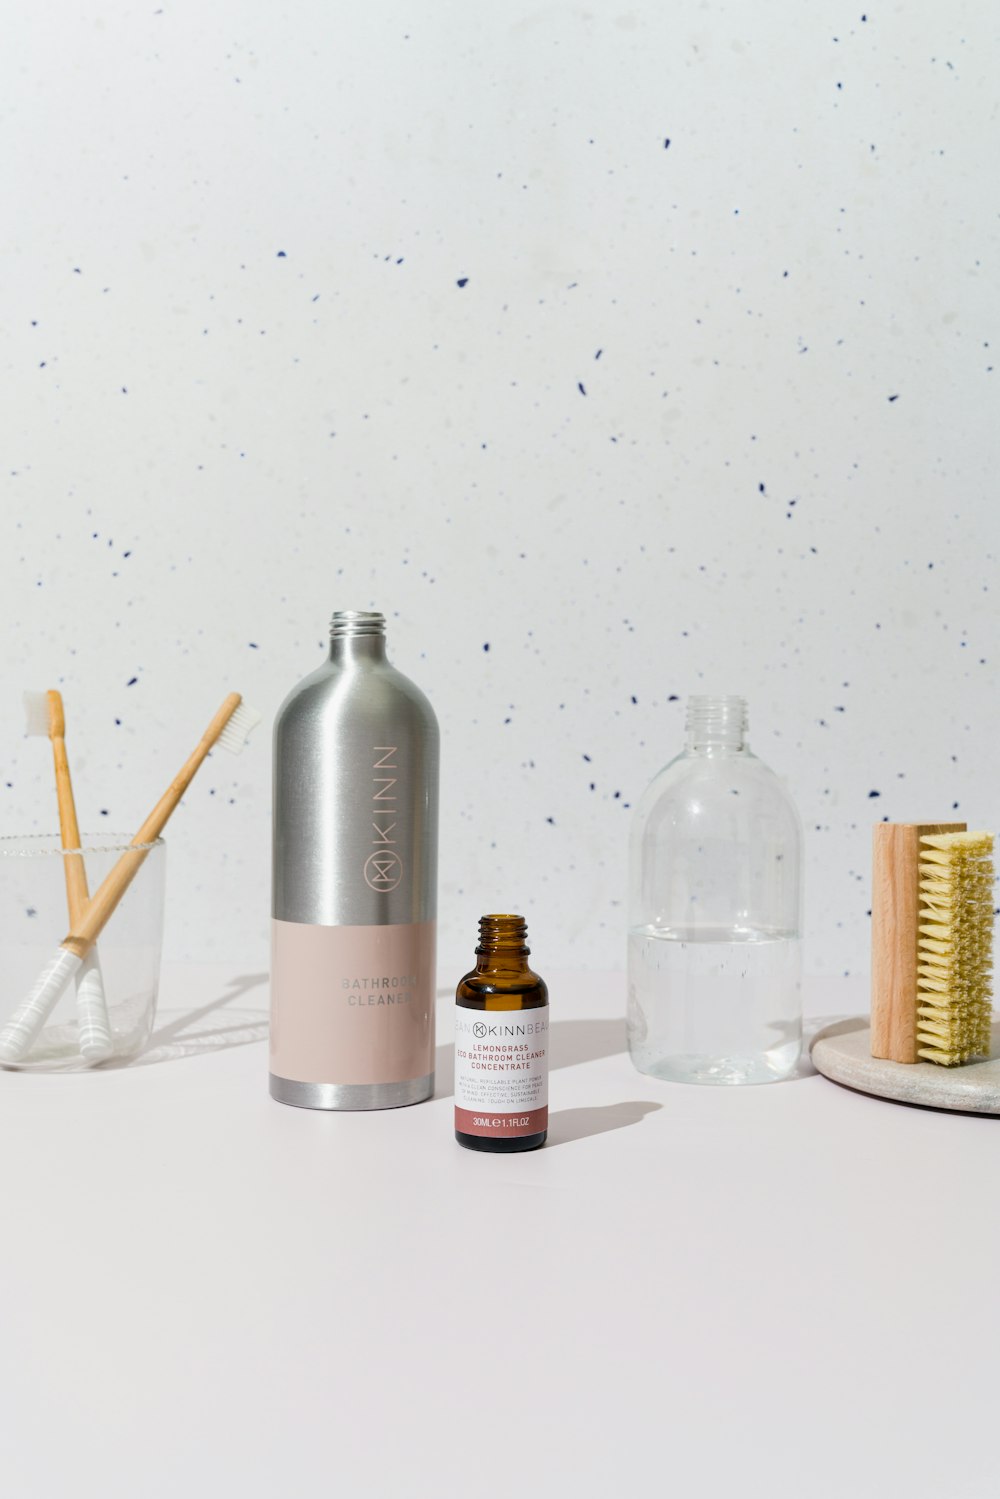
48, 717, 114, 1062
65, 693, 243, 955
130, 693, 242, 846
51, 731, 89, 920
0, 948, 82, 1064
75, 949, 113, 1064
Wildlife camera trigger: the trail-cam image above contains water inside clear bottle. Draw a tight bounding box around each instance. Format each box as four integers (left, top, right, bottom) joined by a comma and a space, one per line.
627, 924, 802, 1084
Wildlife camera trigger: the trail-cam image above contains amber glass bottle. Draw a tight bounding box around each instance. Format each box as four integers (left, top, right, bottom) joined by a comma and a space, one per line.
454, 914, 549, 1152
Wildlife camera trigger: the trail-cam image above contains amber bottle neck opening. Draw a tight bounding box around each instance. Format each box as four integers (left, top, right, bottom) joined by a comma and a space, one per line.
475, 914, 530, 971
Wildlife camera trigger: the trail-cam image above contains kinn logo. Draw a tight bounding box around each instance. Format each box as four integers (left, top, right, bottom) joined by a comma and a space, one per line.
364, 850, 402, 891
365, 748, 403, 892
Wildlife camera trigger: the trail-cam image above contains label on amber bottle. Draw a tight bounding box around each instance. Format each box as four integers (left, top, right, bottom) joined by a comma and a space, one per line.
454, 1005, 549, 1138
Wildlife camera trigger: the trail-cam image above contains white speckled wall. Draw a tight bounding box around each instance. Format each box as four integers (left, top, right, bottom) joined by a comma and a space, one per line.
3, 4, 997, 981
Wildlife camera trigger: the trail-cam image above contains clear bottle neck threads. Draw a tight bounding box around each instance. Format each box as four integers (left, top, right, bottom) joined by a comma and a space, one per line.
685, 695, 748, 754
329, 610, 387, 663
475, 913, 530, 972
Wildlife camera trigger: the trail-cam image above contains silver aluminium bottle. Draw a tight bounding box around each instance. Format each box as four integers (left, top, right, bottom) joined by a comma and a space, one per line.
270, 610, 439, 1109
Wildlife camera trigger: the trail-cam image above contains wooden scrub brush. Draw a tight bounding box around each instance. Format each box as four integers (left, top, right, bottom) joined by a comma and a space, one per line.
871, 822, 994, 1066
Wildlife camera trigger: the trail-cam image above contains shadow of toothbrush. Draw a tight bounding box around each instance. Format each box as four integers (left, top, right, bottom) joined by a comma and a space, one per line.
107, 971, 270, 1068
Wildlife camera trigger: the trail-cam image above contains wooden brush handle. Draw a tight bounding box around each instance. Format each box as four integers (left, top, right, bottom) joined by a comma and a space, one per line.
62, 693, 243, 957
50, 730, 90, 924
130, 693, 242, 846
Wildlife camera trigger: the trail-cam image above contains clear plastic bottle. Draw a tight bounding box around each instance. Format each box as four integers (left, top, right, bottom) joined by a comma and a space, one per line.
627, 695, 802, 1085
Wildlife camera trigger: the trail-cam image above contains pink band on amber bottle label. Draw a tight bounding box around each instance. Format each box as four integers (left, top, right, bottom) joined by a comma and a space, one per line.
270, 918, 435, 1085
454, 1105, 548, 1138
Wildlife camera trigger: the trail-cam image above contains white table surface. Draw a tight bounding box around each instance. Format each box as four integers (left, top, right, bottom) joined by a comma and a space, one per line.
2, 966, 998, 1499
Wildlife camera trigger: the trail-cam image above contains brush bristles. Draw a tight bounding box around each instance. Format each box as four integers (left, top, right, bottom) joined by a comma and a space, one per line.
916, 831, 994, 1065
216, 700, 262, 754
23, 692, 51, 737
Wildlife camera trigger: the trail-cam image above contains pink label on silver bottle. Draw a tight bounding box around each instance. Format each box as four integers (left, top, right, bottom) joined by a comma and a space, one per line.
270, 919, 436, 1085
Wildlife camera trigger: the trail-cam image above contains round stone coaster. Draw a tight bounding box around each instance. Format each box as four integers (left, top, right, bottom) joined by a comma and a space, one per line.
810, 1018, 1000, 1115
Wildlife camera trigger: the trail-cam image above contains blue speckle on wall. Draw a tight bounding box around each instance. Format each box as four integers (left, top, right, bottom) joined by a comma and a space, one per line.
456, 277, 469, 288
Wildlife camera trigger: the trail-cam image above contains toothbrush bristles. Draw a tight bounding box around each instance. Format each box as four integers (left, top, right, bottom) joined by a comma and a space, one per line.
217, 700, 262, 755
23, 691, 51, 738
916, 830, 994, 1065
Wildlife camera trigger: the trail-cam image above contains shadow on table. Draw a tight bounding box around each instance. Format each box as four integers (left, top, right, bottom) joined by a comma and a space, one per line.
435, 1016, 626, 1099
794, 1013, 859, 1082
546, 1100, 662, 1146
121, 972, 269, 1068
127, 981, 845, 1084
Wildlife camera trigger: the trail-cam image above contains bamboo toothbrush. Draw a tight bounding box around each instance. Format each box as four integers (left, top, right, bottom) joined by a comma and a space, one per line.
0, 692, 261, 1065
24, 690, 114, 1063
871, 821, 995, 1065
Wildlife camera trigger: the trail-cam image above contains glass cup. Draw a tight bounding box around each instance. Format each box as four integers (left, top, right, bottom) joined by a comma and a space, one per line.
0, 834, 166, 1070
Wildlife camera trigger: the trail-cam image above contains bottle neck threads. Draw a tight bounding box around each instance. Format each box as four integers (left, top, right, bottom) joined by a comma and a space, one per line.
476, 914, 530, 971
685, 695, 748, 753
329, 610, 387, 662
